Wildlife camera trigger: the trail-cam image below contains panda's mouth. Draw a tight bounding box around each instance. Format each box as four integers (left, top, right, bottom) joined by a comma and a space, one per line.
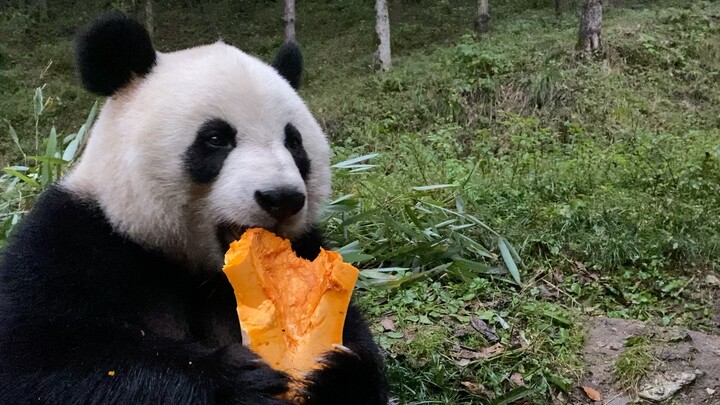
216, 224, 276, 251
217, 224, 250, 250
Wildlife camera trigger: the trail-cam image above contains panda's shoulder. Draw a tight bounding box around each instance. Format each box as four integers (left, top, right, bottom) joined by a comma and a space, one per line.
0, 185, 171, 303
3, 185, 135, 264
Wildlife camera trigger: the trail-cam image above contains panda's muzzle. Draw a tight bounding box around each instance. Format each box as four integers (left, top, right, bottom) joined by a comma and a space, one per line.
216, 188, 305, 250
254, 188, 306, 223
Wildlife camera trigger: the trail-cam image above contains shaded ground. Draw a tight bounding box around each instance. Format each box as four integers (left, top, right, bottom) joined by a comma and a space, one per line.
571, 317, 720, 404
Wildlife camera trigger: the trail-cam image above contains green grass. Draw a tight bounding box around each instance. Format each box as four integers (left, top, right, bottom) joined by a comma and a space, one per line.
613, 335, 654, 392
2, 0, 720, 403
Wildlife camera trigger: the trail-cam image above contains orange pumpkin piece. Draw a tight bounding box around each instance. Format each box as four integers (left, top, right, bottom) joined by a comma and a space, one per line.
222, 228, 359, 377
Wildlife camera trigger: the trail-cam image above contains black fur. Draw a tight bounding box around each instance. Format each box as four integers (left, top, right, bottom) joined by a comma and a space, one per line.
76, 12, 156, 96
291, 226, 324, 261
303, 306, 390, 405
284, 123, 311, 180
272, 41, 303, 90
184, 119, 238, 183
0, 186, 389, 404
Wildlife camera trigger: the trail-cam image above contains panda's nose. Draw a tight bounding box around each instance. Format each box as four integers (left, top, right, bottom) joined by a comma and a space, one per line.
254, 188, 306, 222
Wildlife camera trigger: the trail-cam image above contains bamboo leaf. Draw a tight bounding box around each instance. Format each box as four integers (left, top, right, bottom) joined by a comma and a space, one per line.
33, 87, 44, 118
412, 183, 458, 191
498, 237, 522, 285
6, 122, 24, 156
3, 168, 40, 188
63, 101, 98, 161
331, 153, 379, 168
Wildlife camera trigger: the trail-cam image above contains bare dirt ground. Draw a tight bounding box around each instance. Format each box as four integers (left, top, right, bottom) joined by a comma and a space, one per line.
568, 317, 720, 404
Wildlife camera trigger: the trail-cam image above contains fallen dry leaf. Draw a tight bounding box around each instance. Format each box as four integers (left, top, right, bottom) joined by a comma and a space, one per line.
477, 343, 505, 359
582, 386, 602, 401
380, 318, 396, 331
460, 380, 494, 398
470, 316, 499, 342
451, 343, 505, 360
451, 348, 480, 360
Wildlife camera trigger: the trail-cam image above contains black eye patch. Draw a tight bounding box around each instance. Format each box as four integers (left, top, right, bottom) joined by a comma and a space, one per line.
284, 123, 310, 180
183, 118, 237, 183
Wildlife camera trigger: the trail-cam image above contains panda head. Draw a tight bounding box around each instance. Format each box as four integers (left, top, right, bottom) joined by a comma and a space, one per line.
64, 13, 331, 271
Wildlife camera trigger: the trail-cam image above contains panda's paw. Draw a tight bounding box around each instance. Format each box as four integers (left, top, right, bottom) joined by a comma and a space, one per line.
213, 343, 293, 404
301, 343, 389, 405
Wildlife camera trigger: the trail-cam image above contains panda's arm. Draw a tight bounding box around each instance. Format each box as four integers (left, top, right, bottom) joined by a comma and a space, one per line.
290, 228, 390, 404
2, 337, 290, 405
301, 305, 390, 405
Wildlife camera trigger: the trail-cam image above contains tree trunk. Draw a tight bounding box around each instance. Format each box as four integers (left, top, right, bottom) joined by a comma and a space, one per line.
36, 0, 47, 19
554, 0, 565, 15
284, 0, 296, 42
578, 0, 602, 52
374, 0, 391, 71
474, 0, 489, 34
145, 0, 154, 38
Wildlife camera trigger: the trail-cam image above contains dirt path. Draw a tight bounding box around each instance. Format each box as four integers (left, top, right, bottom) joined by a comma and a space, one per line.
570, 317, 720, 404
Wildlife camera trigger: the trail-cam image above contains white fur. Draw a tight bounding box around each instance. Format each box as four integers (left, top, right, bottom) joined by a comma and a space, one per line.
64, 42, 331, 270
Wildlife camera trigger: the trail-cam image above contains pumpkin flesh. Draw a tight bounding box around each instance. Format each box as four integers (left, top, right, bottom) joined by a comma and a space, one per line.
222, 228, 359, 377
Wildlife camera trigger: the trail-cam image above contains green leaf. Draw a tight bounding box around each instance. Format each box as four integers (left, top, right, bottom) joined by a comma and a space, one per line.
505, 236, 525, 269
27, 155, 67, 165
455, 233, 494, 258
360, 264, 451, 290
6, 122, 24, 156
447, 259, 496, 282
63, 101, 98, 162
498, 237, 522, 285
489, 386, 537, 405
336, 241, 374, 263
33, 87, 44, 118
39, 127, 58, 187
412, 183, 458, 191
331, 153, 379, 171
339, 209, 381, 227
3, 168, 40, 188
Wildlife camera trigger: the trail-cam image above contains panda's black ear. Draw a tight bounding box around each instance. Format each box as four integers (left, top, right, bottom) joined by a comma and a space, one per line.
76, 12, 156, 96
272, 41, 303, 90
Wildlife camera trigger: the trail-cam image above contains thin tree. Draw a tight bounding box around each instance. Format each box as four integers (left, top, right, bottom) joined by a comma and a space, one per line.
374, 0, 391, 71
36, 0, 47, 18
578, 0, 602, 52
554, 0, 565, 15
284, 0, 296, 42
474, 0, 489, 34
145, 0, 154, 38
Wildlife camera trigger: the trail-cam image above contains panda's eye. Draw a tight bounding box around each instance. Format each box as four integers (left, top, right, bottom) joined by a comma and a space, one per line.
284, 126, 303, 150
205, 135, 230, 149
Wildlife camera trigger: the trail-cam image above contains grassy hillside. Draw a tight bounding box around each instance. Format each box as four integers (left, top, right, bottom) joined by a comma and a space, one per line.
2, 0, 720, 403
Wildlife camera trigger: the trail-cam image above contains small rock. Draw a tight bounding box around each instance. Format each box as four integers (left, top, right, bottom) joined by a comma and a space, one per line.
380, 318, 396, 331
705, 274, 720, 286
707, 388, 716, 395
639, 372, 697, 402
609, 343, 621, 351
668, 330, 691, 342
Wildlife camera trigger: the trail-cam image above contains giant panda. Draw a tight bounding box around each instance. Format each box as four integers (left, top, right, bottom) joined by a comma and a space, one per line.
0, 13, 388, 405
